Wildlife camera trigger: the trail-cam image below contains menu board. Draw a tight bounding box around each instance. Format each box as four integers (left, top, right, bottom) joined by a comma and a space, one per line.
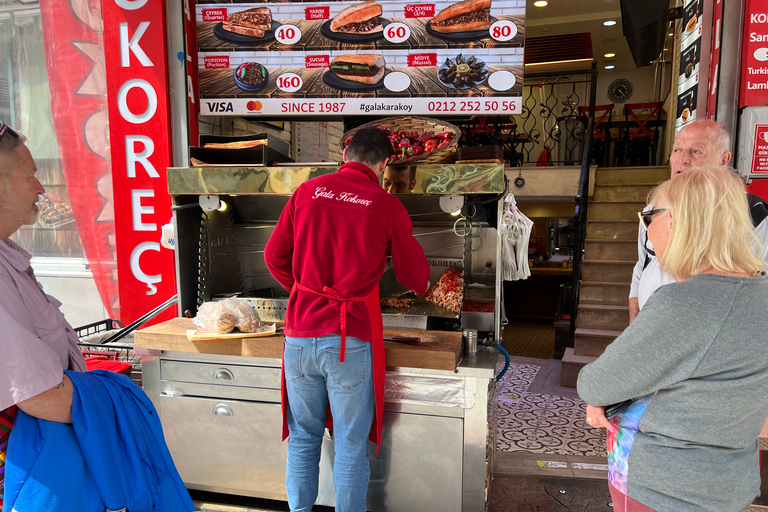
676, 0, 704, 131
196, 0, 525, 116
740, 0, 768, 107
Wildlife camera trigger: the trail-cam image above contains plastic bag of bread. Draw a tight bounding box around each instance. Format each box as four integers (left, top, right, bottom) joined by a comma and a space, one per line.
220, 298, 264, 333
194, 301, 236, 334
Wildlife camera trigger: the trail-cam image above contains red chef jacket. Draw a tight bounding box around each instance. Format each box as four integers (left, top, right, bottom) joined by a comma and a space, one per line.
264, 161, 429, 452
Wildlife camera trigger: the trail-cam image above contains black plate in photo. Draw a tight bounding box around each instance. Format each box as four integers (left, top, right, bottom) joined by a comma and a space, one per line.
426, 17, 497, 42
320, 18, 390, 43
322, 69, 390, 91
213, 21, 281, 44
437, 58, 489, 89
233, 63, 270, 92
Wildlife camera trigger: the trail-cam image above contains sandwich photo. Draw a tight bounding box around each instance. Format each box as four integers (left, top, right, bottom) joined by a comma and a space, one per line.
330, 54, 386, 84
330, 0, 383, 34
223, 7, 273, 38
430, 0, 493, 33
685, 13, 697, 33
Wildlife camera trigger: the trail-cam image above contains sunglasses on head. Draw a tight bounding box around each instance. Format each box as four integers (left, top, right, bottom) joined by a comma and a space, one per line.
638, 208, 668, 229
0, 120, 20, 142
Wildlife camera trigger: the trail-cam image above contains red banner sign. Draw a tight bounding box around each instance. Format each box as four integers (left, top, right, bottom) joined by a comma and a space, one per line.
404, 4, 435, 18
707, 0, 722, 118
305, 7, 330, 20
740, 0, 768, 107
39, 0, 119, 317
102, 0, 176, 324
305, 55, 331, 68
408, 53, 437, 67
202, 8, 227, 22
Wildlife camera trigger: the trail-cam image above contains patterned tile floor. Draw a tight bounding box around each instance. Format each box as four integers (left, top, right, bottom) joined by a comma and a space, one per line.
494, 360, 607, 458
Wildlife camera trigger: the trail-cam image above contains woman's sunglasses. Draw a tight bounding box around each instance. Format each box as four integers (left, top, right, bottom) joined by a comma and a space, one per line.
0, 120, 20, 142
638, 208, 668, 229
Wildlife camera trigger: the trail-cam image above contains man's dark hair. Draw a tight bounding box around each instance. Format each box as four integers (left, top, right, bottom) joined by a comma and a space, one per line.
346, 127, 392, 168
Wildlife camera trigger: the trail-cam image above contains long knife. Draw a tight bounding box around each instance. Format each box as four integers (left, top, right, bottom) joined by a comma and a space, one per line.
383, 336, 422, 345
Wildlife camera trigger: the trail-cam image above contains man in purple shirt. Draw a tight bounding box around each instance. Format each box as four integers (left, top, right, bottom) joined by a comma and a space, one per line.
0, 121, 86, 506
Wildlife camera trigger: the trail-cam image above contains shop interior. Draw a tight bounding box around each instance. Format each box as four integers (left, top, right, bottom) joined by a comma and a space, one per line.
8, 0, 768, 509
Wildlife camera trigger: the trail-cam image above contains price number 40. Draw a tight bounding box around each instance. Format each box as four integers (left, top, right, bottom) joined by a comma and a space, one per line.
276, 24, 302, 45
277, 73, 303, 93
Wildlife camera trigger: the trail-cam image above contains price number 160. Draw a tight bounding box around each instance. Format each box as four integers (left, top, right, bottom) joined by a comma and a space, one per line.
277, 73, 303, 92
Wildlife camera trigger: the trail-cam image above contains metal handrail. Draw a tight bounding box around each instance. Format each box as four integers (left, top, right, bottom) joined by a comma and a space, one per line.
570, 62, 598, 334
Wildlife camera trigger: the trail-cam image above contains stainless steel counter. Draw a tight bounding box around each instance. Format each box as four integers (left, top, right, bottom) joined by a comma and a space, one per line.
140, 346, 498, 512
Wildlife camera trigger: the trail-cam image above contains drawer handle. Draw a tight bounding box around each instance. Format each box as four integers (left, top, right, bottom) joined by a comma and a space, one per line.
213, 404, 233, 416
214, 368, 234, 381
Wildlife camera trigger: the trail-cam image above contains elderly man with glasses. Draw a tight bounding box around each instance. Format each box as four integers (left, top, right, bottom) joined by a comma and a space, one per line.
0, 122, 193, 511
629, 120, 768, 323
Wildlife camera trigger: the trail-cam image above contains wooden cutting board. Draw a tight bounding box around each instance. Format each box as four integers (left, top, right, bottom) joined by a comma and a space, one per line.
135, 318, 462, 371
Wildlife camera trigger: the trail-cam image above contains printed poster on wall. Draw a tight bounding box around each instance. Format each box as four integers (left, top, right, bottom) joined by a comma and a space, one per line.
196, 0, 525, 116
676, 0, 704, 131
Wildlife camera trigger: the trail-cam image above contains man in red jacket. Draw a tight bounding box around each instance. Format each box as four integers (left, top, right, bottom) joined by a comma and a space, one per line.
265, 127, 429, 512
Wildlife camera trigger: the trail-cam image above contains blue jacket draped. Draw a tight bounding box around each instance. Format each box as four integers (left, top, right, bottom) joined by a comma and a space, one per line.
3, 370, 194, 512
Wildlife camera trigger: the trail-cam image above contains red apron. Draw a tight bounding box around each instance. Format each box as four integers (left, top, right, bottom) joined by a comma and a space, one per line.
281, 282, 386, 455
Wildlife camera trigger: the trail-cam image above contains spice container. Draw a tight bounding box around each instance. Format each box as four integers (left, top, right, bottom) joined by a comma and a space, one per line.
463, 329, 478, 356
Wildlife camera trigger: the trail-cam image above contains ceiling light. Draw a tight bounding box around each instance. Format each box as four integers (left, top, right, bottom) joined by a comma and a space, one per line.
605, 65, 615, 69
604, 53, 616, 58
603, 20, 617, 26
668, 32, 673, 36
533, 0, 548, 6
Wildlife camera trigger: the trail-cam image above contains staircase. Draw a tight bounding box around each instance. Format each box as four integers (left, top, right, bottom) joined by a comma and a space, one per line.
561, 166, 670, 388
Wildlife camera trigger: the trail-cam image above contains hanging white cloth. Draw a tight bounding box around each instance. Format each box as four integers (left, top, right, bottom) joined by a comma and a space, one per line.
498, 192, 533, 281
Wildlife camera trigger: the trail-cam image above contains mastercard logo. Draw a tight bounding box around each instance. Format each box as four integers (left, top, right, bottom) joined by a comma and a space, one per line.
246, 100, 263, 112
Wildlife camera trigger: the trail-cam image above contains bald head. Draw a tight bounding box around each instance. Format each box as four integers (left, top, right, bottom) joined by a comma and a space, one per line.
670, 121, 731, 177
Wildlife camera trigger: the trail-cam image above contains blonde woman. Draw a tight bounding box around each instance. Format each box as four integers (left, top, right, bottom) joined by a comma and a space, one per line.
578, 166, 768, 512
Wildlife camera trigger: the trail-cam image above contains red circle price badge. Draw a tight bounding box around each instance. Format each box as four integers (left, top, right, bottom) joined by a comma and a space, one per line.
384, 22, 411, 43
489, 20, 517, 42
276, 25, 302, 45
277, 73, 303, 92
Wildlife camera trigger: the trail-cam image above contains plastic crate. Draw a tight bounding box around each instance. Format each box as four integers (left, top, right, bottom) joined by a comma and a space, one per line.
75, 319, 142, 387
75, 318, 123, 340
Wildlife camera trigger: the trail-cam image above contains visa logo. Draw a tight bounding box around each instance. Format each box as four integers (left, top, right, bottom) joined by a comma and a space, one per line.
207, 101, 234, 113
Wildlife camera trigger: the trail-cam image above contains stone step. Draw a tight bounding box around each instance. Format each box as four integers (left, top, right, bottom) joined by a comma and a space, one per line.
588, 201, 647, 221
586, 220, 639, 240
577, 302, 630, 331
584, 239, 637, 261
573, 327, 622, 357
560, 347, 596, 388
579, 281, 631, 304
581, 260, 635, 282
592, 184, 657, 203
595, 166, 669, 185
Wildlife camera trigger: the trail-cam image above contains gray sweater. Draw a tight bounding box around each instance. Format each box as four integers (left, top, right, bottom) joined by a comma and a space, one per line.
578, 273, 768, 512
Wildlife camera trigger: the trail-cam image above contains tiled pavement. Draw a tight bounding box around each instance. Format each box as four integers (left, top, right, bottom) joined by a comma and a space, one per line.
493, 356, 609, 480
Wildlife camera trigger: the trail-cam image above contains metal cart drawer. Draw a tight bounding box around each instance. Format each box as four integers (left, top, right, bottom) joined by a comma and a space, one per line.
161, 360, 280, 389
160, 395, 288, 500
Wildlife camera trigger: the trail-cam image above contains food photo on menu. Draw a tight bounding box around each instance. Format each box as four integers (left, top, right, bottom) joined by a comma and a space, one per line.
321, 0, 388, 42
327, 54, 387, 88
212, 6, 281, 43
428, 0, 493, 37
438, 54, 489, 89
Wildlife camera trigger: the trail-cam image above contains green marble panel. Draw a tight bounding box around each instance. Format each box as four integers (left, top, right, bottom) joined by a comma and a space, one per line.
167, 164, 504, 195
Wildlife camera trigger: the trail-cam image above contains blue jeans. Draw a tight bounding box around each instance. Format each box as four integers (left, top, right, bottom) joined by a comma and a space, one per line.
284, 335, 374, 512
